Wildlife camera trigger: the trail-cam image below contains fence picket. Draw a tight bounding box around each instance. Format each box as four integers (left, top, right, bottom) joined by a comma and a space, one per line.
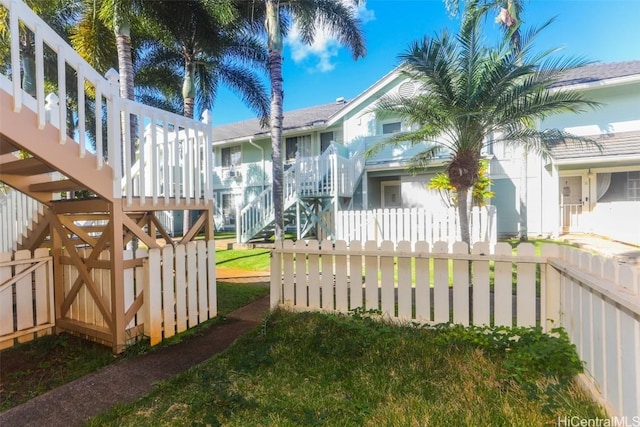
433, 241, 449, 323
619, 309, 639, 417
307, 240, 320, 309
295, 240, 308, 307
348, 241, 363, 311
414, 241, 431, 322
397, 241, 412, 320
207, 240, 217, 318
494, 242, 513, 327
0, 252, 13, 349
472, 242, 490, 326
364, 241, 378, 311
145, 248, 162, 345
452, 242, 469, 326
175, 244, 187, 333
516, 243, 536, 327
197, 241, 208, 322
603, 300, 620, 413
162, 245, 176, 339
186, 242, 198, 327
283, 240, 295, 306
335, 241, 348, 312
380, 241, 395, 317
320, 241, 333, 310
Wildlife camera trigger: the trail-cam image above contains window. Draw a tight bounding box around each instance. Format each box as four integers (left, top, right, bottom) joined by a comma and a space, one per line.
320, 131, 333, 153
285, 135, 311, 161
221, 146, 241, 168
382, 122, 401, 134
628, 171, 640, 200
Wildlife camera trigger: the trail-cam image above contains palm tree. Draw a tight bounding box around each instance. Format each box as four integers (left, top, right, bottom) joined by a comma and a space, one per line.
135, 0, 269, 121
370, 0, 598, 246
448, 0, 530, 240
134, 0, 270, 235
262, 0, 366, 242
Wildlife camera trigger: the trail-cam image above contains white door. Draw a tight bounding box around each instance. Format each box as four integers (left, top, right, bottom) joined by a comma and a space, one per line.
382, 182, 402, 209
560, 176, 582, 232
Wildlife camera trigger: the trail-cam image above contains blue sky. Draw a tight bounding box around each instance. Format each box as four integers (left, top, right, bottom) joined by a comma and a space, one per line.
211, 0, 640, 125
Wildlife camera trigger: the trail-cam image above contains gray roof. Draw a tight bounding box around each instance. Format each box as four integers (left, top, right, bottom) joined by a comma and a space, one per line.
550, 60, 640, 87
550, 130, 640, 160
213, 101, 348, 142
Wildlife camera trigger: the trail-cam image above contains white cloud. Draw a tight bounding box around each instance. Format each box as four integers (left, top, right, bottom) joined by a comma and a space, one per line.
285, 0, 375, 73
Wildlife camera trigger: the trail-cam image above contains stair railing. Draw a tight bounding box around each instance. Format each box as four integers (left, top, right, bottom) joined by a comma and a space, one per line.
0, 186, 44, 252
236, 164, 299, 243
236, 140, 368, 243
1, 0, 213, 206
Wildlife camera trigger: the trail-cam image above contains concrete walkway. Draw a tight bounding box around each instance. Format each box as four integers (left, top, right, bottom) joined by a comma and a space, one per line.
559, 233, 640, 265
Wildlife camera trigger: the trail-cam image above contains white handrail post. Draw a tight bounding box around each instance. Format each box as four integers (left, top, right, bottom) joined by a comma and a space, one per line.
45, 93, 59, 128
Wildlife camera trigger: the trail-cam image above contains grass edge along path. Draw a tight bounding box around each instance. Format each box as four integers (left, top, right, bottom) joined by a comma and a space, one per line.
87, 309, 605, 427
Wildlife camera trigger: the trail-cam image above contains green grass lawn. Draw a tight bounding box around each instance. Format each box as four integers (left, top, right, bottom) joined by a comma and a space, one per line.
216, 248, 271, 271
87, 310, 604, 426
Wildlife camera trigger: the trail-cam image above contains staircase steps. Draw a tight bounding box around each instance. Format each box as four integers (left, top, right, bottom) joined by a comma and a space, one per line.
30, 179, 86, 193
1, 157, 55, 176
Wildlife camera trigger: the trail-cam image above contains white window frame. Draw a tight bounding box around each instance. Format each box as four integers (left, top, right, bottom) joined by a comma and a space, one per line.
628, 171, 640, 201
382, 121, 402, 135
285, 135, 312, 161
221, 145, 241, 168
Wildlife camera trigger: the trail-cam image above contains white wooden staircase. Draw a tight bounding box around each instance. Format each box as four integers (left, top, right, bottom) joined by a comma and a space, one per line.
0, 0, 214, 352
237, 142, 365, 243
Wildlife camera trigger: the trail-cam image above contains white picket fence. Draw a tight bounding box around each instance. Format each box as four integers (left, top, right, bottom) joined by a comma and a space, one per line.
0, 248, 54, 349
271, 239, 640, 418
0, 240, 216, 349
144, 240, 217, 345
548, 248, 640, 418
0, 188, 44, 252
335, 206, 497, 246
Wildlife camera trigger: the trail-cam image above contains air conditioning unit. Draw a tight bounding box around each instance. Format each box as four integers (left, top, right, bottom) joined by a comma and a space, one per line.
226, 170, 241, 180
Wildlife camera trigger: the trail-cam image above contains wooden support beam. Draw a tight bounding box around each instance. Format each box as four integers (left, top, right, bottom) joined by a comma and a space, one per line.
179, 210, 207, 244
56, 318, 112, 344
122, 213, 161, 249
110, 200, 127, 354
150, 213, 175, 246
125, 294, 144, 326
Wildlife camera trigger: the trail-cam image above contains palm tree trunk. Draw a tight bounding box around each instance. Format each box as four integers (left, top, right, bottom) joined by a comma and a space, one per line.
457, 187, 471, 247
114, 13, 137, 162
182, 58, 196, 119
266, 0, 284, 243
182, 58, 196, 233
